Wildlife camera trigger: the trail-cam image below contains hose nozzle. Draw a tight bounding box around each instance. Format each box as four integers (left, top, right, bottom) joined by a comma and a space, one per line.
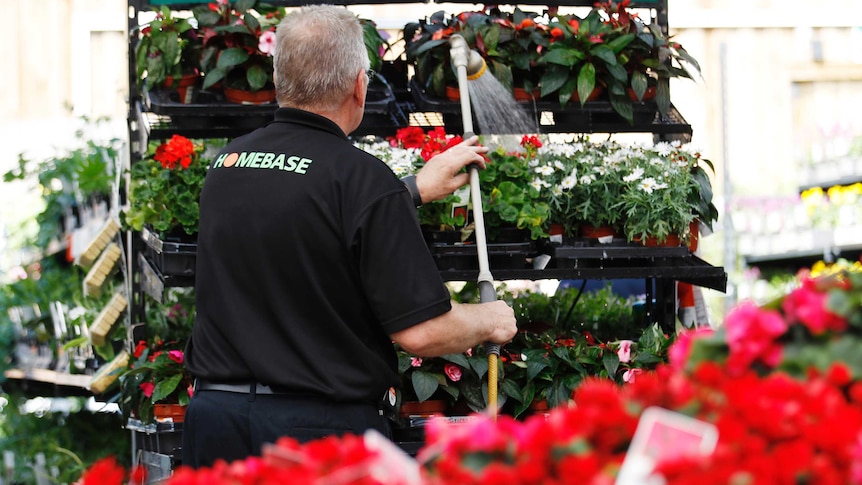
449, 34, 487, 80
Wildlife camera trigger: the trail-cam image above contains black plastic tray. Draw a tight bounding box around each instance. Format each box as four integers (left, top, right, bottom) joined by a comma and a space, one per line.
407, 77, 690, 137
141, 227, 197, 279
429, 241, 536, 271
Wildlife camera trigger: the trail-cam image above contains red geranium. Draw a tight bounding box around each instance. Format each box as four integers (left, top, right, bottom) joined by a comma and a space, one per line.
153, 134, 196, 170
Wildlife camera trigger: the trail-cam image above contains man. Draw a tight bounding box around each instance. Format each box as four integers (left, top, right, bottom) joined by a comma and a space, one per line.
182, 5, 517, 468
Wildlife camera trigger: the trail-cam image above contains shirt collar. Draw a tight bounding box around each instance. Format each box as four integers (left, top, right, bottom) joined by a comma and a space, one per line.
272, 107, 348, 140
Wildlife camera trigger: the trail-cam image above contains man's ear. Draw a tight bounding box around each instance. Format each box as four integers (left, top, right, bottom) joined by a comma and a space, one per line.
353, 70, 366, 108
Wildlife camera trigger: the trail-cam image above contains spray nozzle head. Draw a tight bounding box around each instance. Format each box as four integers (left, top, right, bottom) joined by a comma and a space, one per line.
449, 34, 487, 79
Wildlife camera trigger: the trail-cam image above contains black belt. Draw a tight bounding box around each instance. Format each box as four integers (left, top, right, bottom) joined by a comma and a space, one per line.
193, 379, 391, 417
194, 379, 289, 395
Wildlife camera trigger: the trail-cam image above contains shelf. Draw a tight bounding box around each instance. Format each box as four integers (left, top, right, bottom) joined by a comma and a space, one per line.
136, 81, 404, 140
3, 368, 93, 396
743, 243, 862, 272
407, 79, 692, 139
439, 244, 727, 292
138, 0, 664, 7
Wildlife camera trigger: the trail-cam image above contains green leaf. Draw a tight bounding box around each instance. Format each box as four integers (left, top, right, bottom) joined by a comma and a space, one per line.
602, 352, 620, 376
151, 373, 183, 403
412, 370, 439, 402
246, 64, 268, 92
630, 71, 648, 100
540, 64, 570, 97
541, 49, 582, 67
216, 48, 250, 69
576, 63, 596, 107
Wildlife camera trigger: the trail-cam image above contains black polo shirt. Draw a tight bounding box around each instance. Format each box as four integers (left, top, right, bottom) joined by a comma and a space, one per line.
185, 108, 452, 402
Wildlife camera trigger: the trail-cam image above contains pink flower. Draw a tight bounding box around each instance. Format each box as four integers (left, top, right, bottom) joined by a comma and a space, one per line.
623, 368, 643, 383
617, 340, 633, 363
782, 278, 847, 334
258, 30, 277, 56
410, 357, 423, 367
140, 382, 155, 398
724, 302, 786, 374
168, 350, 184, 364
444, 364, 462, 382
668, 327, 714, 370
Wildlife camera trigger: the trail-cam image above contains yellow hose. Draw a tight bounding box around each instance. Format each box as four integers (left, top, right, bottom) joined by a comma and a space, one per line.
487, 353, 498, 420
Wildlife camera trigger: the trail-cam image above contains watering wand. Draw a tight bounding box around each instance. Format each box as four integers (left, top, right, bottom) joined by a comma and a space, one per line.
449, 35, 501, 420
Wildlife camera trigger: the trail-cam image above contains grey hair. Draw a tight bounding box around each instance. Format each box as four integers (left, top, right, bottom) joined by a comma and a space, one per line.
274, 5, 370, 110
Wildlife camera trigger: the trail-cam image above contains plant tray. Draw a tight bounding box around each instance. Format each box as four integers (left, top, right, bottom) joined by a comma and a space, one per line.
127, 419, 183, 457
544, 242, 692, 269
429, 241, 535, 271
407, 78, 687, 136
145, 81, 397, 131
141, 227, 198, 279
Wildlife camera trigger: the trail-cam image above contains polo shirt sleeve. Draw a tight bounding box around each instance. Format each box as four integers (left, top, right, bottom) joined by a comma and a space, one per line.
349, 188, 452, 336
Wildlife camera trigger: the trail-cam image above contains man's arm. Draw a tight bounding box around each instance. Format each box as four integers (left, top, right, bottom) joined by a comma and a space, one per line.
401, 135, 489, 206
390, 300, 516, 357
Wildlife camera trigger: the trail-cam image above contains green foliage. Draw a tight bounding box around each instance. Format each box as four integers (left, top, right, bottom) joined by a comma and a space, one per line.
498, 285, 673, 416
193, 0, 285, 92
134, 6, 201, 90
124, 137, 225, 235
0, 393, 129, 484
481, 146, 551, 240
2, 118, 120, 249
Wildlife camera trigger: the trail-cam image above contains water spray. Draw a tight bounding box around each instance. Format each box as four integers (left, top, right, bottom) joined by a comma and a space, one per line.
449, 34, 500, 420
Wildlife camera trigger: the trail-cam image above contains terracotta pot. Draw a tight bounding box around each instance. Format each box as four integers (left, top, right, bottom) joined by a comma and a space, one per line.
445, 85, 460, 101
627, 85, 657, 102
223, 86, 276, 105
513, 87, 541, 101
637, 233, 683, 247
164, 73, 199, 104
688, 220, 700, 252
399, 399, 447, 417
579, 224, 617, 239
570, 85, 604, 102
153, 403, 187, 423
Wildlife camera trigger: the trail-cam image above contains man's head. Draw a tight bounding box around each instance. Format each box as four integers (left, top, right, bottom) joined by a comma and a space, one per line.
274, 5, 370, 114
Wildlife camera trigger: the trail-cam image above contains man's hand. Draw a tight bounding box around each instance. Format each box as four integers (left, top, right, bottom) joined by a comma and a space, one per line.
415, 135, 489, 204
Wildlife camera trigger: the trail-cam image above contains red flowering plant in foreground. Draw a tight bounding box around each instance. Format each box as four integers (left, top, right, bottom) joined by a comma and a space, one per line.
677, 259, 862, 381
124, 134, 215, 235
78, 259, 862, 483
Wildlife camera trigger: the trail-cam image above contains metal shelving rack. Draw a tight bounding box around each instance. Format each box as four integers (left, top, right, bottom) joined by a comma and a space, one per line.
122, 0, 724, 476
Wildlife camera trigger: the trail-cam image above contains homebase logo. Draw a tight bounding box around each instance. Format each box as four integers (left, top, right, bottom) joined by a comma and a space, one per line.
212, 151, 313, 174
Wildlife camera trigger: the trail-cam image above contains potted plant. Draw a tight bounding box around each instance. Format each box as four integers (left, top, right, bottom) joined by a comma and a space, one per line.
617, 140, 717, 245
532, 137, 628, 238
193, 0, 285, 102
610, 0, 703, 118
124, 135, 220, 237
134, 6, 202, 101
538, 7, 635, 112
118, 338, 193, 425
480, 135, 551, 241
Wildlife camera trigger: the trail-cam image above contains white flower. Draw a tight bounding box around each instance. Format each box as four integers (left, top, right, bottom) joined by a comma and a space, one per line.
638, 177, 667, 194
561, 174, 578, 190
535, 165, 555, 176
530, 178, 550, 190
623, 167, 645, 182
580, 174, 595, 185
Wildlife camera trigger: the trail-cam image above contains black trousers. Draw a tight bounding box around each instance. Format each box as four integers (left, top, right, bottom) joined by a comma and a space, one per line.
181, 388, 390, 468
